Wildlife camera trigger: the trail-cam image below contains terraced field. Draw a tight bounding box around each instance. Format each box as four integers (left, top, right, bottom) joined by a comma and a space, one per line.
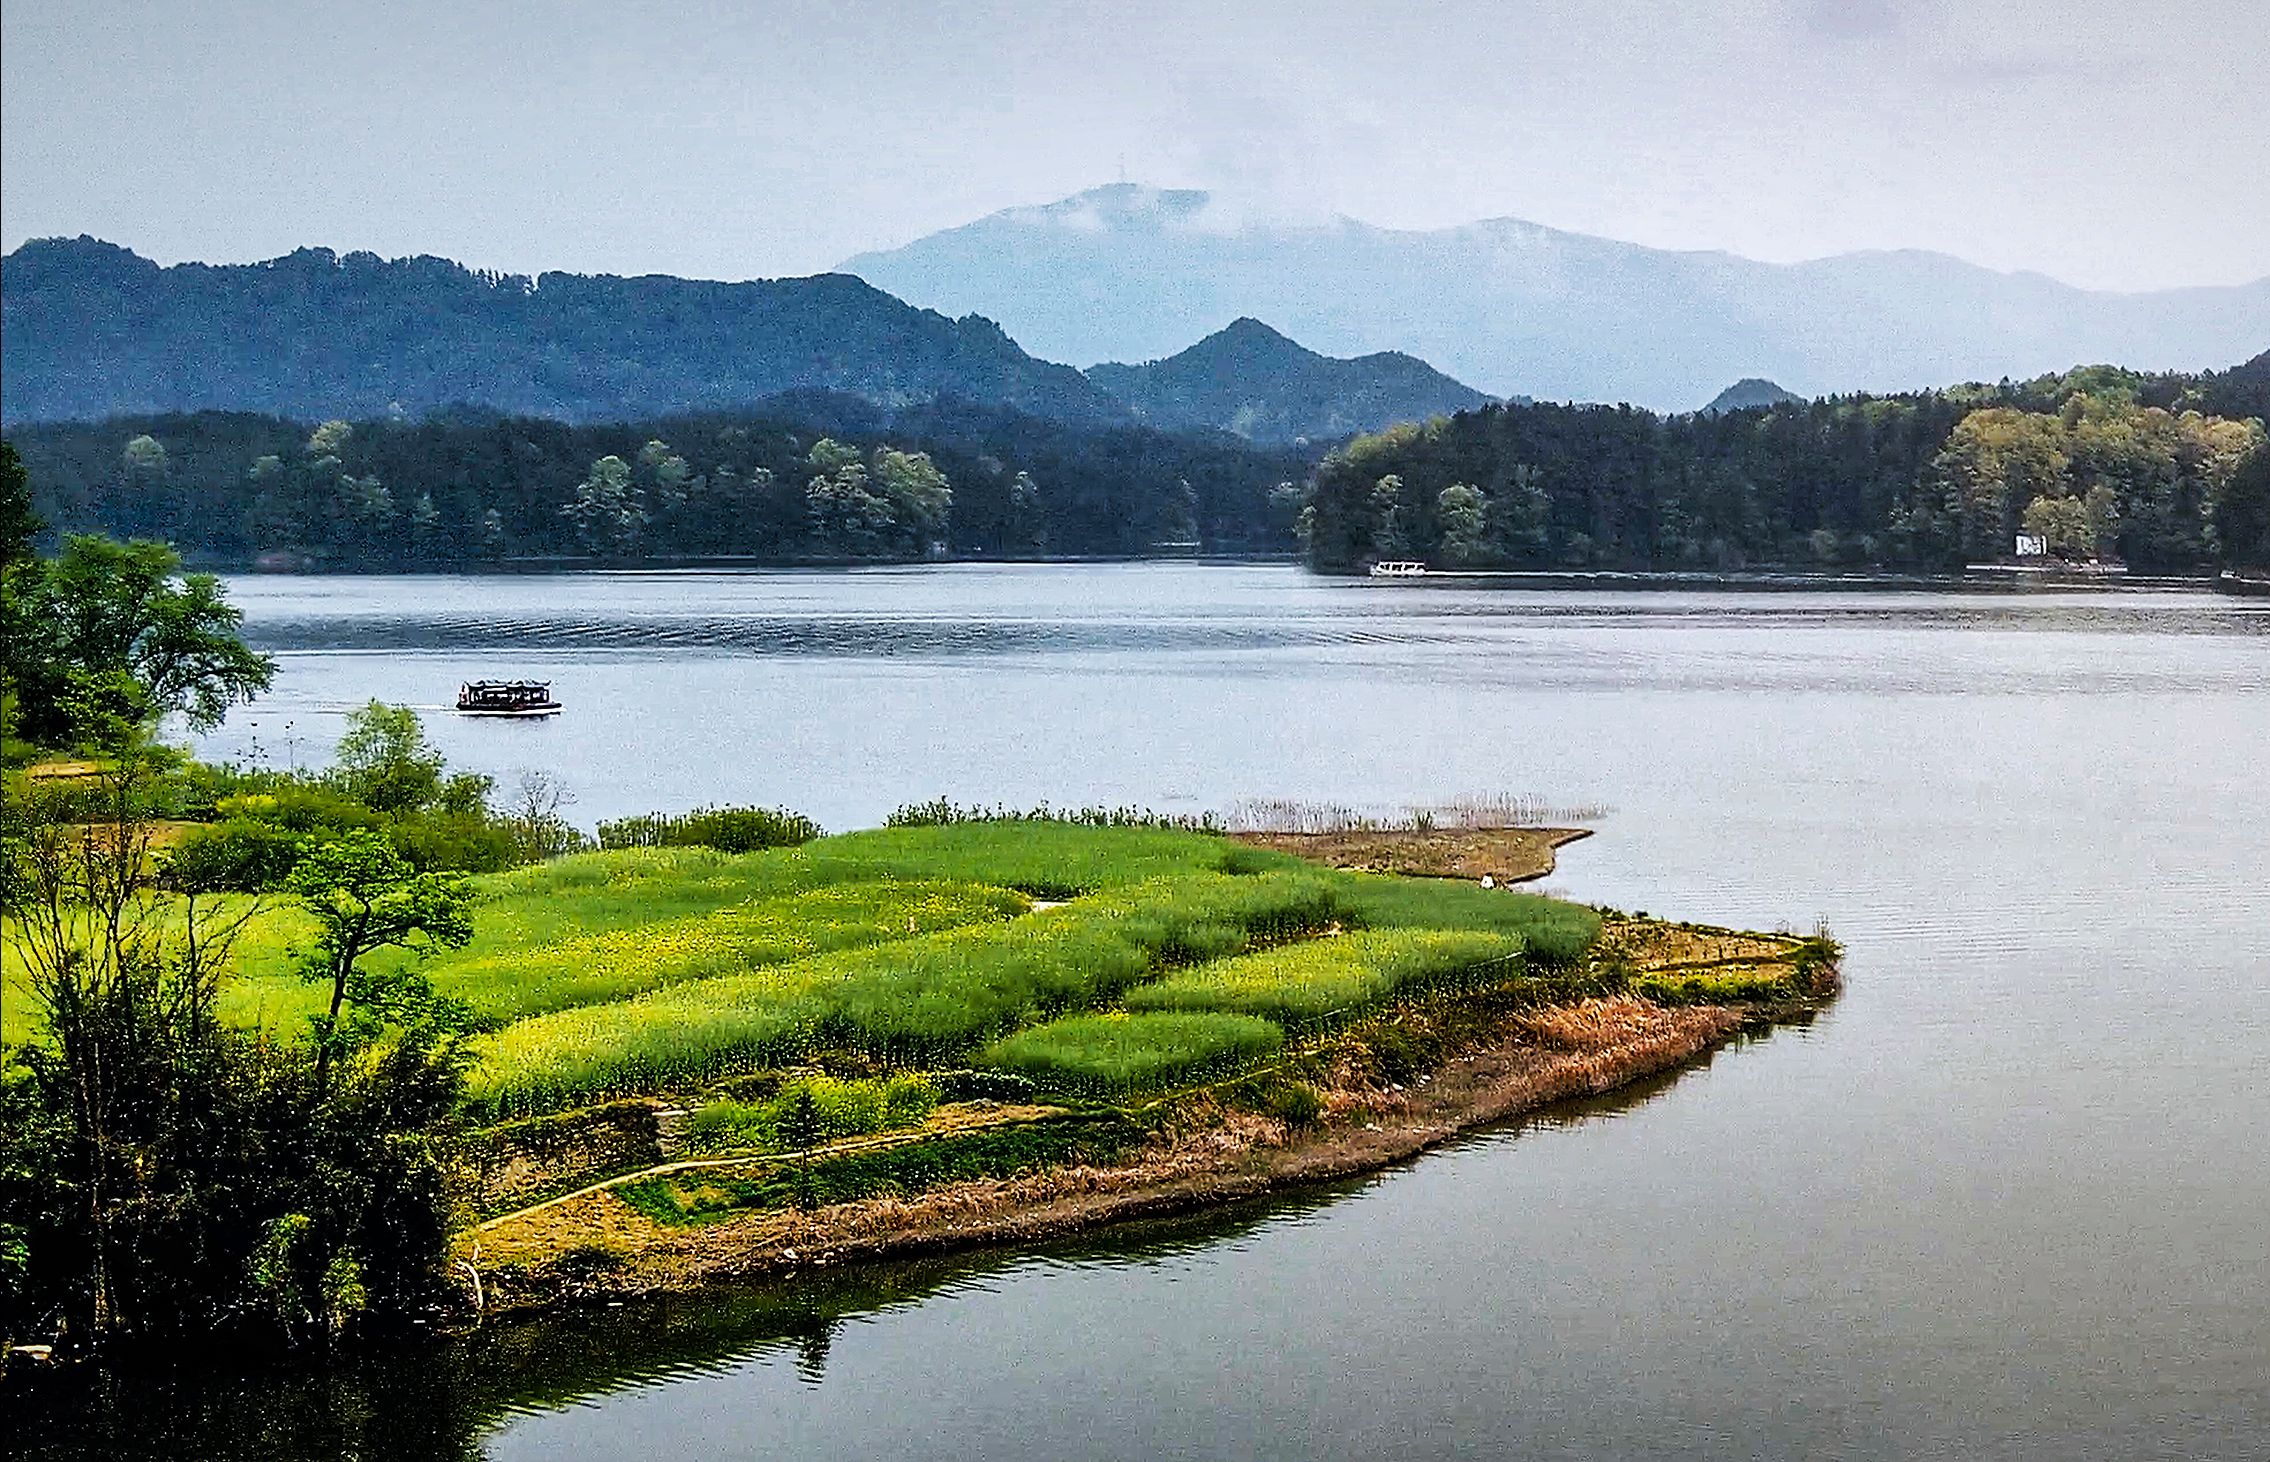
5, 822, 1608, 1116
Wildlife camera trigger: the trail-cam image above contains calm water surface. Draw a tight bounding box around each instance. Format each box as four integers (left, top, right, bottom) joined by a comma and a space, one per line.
29, 565, 2270, 1460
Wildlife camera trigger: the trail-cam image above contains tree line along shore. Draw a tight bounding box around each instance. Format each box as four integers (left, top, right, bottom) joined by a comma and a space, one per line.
6, 354, 2266, 576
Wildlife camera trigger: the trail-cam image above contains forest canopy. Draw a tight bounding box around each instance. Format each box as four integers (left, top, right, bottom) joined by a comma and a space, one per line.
7, 395, 1310, 567
10, 355, 2267, 575
1300, 357, 2270, 574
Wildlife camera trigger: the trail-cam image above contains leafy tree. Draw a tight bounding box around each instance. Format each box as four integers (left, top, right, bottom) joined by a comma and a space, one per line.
1010, 470, 1046, 553
805, 439, 890, 555
121, 434, 169, 481
2210, 442, 2270, 568
562, 454, 645, 556
871, 447, 952, 545
2022, 495, 2093, 559
1369, 474, 1409, 558
1436, 482, 1487, 564
3, 535, 274, 750
287, 828, 474, 1098
778, 1082, 824, 1210
330, 701, 445, 812
1, 749, 471, 1349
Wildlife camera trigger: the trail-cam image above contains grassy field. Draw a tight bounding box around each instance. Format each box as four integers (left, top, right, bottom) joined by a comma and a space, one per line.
1123, 928, 1521, 1025
983, 1011, 1285, 1097
6, 821, 1607, 1112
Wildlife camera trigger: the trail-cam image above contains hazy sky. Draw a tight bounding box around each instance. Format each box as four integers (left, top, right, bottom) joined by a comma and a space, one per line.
5, 0, 2265, 291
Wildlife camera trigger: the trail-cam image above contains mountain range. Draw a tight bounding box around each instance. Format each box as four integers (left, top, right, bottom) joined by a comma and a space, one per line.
842, 184, 2270, 410
0, 236, 1492, 441
0, 237, 1118, 426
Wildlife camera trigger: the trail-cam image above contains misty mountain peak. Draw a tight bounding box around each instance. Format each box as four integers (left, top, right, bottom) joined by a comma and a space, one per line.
996, 183, 1214, 232
843, 188, 2270, 405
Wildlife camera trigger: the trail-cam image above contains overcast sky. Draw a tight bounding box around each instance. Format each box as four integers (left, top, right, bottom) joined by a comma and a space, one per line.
4, 0, 2265, 292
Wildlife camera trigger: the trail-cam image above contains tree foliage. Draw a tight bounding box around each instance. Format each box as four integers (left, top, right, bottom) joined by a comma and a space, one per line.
8, 397, 1310, 567
1, 532, 274, 751
287, 829, 475, 1097
0, 749, 467, 1349
330, 700, 447, 813
1302, 362, 2270, 573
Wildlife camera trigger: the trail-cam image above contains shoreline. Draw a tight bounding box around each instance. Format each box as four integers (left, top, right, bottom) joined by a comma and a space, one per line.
469, 952, 1827, 1315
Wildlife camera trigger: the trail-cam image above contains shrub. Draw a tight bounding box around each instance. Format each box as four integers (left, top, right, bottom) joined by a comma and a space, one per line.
1629, 966, 1797, 1005
160, 818, 306, 891
1257, 1079, 1325, 1127
680, 1072, 940, 1154
596, 805, 821, 854
216, 783, 383, 835
387, 809, 521, 874
619, 1116, 1140, 1222
931, 1069, 1040, 1103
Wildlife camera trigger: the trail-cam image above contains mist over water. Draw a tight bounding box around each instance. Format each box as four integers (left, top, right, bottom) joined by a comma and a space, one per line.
134, 565, 2270, 1459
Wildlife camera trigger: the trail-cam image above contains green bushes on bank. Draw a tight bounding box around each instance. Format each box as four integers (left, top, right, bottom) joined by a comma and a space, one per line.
596, 805, 822, 854
681, 1072, 940, 1154
618, 1116, 1143, 1224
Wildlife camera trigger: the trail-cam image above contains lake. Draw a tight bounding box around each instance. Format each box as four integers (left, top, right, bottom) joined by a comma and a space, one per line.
22, 564, 2270, 1460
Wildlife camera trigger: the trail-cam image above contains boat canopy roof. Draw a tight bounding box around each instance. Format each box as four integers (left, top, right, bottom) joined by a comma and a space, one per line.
458, 679, 556, 706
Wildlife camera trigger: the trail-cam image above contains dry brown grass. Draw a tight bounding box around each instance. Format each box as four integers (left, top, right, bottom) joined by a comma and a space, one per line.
1232, 825, 1588, 883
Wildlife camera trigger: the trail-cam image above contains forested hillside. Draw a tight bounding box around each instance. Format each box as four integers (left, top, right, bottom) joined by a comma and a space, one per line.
1301, 358, 2270, 573
1086, 319, 1492, 443
0, 237, 1125, 426
7, 397, 1309, 566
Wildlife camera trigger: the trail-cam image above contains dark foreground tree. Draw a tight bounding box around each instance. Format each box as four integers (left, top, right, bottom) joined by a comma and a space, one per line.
0, 747, 469, 1352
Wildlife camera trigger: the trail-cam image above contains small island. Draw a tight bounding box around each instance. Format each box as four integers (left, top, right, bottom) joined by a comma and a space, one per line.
441, 812, 1837, 1311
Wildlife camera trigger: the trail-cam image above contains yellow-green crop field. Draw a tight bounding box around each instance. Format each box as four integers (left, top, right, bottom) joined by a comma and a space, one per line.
3, 822, 1603, 1114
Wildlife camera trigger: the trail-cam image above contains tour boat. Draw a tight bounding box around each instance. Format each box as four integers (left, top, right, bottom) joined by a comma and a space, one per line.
455, 680, 561, 717
1368, 560, 1429, 578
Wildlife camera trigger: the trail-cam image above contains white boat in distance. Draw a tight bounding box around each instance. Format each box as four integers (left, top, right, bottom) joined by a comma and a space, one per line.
456, 679, 561, 717
1368, 560, 1429, 578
